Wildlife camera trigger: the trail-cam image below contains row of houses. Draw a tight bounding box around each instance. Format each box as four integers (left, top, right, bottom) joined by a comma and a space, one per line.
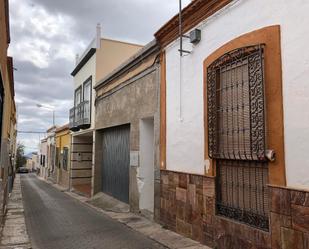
25, 152, 39, 172
38, 125, 71, 189
0, 0, 17, 223
38, 0, 309, 248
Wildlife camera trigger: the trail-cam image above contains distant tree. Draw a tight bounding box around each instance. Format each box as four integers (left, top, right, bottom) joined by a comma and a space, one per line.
16, 143, 26, 169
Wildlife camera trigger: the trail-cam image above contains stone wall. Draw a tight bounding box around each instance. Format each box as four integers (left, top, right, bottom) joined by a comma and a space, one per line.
160, 170, 309, 249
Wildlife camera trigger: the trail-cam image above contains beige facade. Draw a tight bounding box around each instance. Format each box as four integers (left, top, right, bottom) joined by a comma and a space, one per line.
26, 153, 39, 172
69, 25, 142, 197
94, 40, 160, 216
0, 0, 17, 222
55, 124, 71, 189
95, 38, 143, 83
71, 35, 142, 130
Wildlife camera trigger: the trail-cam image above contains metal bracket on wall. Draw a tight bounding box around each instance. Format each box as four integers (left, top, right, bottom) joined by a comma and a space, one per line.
179, 0, 191, 56
178, 49, 191, 55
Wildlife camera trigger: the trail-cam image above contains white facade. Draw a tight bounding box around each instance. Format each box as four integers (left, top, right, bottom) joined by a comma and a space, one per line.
26, 153, 39, 171
139, 118, 155, 212
39, 139, 47, 179
73, 47, 96, 131
46, 133, 55, 172
164, 0, 309, 189
73, 36, 97, 131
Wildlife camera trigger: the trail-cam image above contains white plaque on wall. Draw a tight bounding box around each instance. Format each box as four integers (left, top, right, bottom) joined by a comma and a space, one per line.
130, 151, 139, 167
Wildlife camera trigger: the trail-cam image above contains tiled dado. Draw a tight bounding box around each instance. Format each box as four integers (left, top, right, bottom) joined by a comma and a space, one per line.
270, 186, 309, 249
160, 170, 309, 249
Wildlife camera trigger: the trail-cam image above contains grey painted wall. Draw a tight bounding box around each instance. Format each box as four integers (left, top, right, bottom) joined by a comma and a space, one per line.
94, 65, 160, 215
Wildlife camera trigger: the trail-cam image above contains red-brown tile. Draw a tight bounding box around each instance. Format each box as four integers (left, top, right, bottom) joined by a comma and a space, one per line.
187, 184, 196, 207
203, 177, 215, 197
176, 218, 192, 237
291, 190, 306, 206
176, 187, 187, 203
292, 204, 309, 233
270, 212, 292, 249
270, 187, 291, 216
281, 227, 304, 249
179, 173, 188, 189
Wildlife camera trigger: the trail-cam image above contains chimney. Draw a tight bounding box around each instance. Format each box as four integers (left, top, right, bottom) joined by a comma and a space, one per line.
75, 54, 79, 65
96, 23, 101, 49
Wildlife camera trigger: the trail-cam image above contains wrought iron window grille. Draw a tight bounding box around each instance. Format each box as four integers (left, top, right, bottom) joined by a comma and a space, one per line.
216, 160, 269, 231
207, 44, 269, 230
207, 44, 266, 161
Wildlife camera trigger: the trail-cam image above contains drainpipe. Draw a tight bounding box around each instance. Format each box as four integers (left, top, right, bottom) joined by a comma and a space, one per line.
179, 0, 183, 57
179, 0, 183, 122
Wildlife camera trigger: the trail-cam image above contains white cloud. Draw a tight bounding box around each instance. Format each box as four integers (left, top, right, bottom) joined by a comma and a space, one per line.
10, 0, 191, 151
9, 0, 77, 68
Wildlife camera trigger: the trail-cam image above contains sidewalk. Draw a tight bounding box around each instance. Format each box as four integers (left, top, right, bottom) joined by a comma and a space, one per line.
0, 174, 211, 249
0, 175, 31, 249
48, 179, 211, 249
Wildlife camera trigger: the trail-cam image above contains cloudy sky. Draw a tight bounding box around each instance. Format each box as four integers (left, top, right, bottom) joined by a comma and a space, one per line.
9, 0, 190, 153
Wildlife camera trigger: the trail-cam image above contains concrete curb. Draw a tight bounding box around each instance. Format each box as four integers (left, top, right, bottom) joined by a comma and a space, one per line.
38, 176, 211, 249
0, 175, 32, 249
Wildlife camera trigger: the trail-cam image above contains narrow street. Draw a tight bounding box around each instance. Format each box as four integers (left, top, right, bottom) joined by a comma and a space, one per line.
21, 174, 167, 249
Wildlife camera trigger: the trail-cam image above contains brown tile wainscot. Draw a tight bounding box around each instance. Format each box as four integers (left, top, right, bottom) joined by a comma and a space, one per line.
160, 170, 309, 249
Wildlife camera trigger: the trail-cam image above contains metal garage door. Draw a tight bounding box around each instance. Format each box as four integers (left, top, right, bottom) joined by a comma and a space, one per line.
102, 124, 130, 203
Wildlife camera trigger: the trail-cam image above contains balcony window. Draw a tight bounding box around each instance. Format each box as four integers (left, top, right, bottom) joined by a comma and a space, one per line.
83, 78, 91, 124
69, 77, 92, 131
74, 86, 82, 107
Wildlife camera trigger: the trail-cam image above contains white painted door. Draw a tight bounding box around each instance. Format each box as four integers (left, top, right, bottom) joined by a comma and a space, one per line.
139, 118, 154, 212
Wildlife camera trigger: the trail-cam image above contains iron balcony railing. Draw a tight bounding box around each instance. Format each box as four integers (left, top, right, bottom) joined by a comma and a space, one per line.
69, 100, 91, 131
69, 107, 76, 129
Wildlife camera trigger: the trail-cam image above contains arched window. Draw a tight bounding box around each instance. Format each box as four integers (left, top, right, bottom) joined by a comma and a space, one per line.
207, 44, 266, 160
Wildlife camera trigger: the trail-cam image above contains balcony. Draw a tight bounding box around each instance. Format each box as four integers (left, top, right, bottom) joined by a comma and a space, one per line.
69, 100, 91, 131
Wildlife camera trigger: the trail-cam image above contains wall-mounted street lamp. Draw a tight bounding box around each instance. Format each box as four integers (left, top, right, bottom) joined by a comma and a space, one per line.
36, 104, 55, 126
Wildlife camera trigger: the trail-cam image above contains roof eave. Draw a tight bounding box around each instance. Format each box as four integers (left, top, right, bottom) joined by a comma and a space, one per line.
154, 0, 232, 47
71, 48, 96, 76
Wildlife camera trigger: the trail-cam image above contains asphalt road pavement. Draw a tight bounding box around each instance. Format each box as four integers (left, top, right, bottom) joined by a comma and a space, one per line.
21, 174, 167, 249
